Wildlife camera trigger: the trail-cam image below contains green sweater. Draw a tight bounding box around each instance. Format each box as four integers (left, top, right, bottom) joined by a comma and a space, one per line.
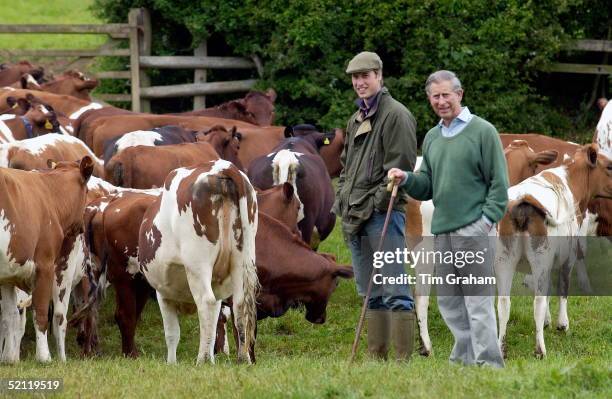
403, 116, 508, 234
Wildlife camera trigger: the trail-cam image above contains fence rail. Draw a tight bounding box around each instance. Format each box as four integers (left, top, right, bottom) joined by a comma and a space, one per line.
0, 8, 262, 112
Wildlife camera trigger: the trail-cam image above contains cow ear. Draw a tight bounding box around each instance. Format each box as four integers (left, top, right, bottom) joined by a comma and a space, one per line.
332, 265, 354, 279
80, 156, 94, 182
586, 145, 598, 168
47, 159, 57, 169
20, 75, 28, 89
534, 150, 558, 166
6, 96, 17, 108
17, 98, 30, 112
282, 182, 294, 201
266, 88, 277, 103
284, 126, 294, 138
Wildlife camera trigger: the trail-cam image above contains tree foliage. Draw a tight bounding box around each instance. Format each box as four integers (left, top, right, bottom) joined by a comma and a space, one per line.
93, 0, 609, 141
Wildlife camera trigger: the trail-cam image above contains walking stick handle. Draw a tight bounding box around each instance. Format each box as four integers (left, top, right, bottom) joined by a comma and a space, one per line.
387, 179, 400, 194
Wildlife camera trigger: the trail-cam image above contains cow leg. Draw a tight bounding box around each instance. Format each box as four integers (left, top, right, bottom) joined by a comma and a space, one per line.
32, 265, 54, 362
113, 279, 140, 357
557, 259, 571, 332
156, 291, 181, 364
494, 236, 520, 358
0, 285, 22, 363
527, 243, 554, 359
414, 256, 433, 356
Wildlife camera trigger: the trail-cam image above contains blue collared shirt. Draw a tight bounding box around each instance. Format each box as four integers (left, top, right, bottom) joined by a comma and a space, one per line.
439, 107, 473, 137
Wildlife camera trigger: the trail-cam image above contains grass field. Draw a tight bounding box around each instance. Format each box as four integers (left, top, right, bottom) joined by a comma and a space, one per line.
1, 221, 610, 398
0, 0, 105, 50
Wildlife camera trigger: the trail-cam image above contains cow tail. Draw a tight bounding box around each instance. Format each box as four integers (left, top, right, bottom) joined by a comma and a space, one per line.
510, 201, 546, 232
236, 175, 259, 361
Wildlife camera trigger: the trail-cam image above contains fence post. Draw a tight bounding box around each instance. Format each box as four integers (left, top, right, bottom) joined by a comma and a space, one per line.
139, 8, 152, 113
193, 40, 207, 110
128, 8, 141, 112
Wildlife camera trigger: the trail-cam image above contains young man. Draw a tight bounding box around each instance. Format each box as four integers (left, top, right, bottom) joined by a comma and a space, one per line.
333, 51, 417, 360
388, 70, 508, 367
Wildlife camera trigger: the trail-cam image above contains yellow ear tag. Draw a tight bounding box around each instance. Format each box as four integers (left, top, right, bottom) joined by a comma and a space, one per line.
323, 138, 330, 145
11, 103, 18, 109
49, 161, 57, 169
45, 120, 53, 129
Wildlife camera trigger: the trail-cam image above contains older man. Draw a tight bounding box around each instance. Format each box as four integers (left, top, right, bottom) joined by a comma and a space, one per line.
389, 70, 508, 367
334, 51, 417, 360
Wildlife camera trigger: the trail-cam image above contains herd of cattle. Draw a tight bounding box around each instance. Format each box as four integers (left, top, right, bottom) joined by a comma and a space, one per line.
0, 60, 610, 364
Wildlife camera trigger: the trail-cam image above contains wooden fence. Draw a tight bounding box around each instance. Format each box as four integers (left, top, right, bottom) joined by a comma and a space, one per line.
0, 8, 261, 112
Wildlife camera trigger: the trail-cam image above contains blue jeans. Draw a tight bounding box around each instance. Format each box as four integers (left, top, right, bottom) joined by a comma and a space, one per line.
349, 209, 414, 311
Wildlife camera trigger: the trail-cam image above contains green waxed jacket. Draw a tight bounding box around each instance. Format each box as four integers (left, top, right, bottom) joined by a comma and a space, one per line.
332, 87, 417, 239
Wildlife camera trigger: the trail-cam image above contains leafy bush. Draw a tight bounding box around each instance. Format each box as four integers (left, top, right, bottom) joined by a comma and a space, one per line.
92, 0, 608, 141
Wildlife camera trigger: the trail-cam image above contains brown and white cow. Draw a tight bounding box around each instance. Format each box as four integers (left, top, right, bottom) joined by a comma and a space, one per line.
0, 134, 104, 177
407, 141, 559, 357
496, 144, 612, 358
138, 160, 258, 364
20, 70, 98, 101
0, 157, 93, 362
77, 181, 297, 358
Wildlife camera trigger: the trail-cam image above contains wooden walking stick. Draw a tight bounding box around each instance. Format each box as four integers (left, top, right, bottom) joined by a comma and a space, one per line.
349, 179, 400, 363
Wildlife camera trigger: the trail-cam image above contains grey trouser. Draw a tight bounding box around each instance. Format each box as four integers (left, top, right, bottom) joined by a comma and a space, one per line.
435, 217, 504, 368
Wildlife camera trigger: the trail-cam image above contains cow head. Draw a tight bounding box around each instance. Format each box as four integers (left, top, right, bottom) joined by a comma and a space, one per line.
303, 255, 353, 324
243, 89, 276, 126
581, 145, 612, 200
5, 96, 30, 115
20, 73, 42, 90
504, 140, 558, 185
196, 125, 245, 171
24, 100, 60, 135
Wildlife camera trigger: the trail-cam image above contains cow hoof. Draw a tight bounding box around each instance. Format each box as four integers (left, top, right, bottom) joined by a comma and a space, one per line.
418, 345, 431, 357
534, 347, 546, 359
556, 324, 569, 333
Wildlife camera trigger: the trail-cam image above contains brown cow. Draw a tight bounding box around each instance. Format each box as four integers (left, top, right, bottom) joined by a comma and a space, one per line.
74, 89, 277, 140
0, 157, 93, 363
0, 61, 44, 86
20, 70, 98, 101
499, 133, 580, 171
179, 89, 277, 126
0, 134, 104, 177
105, 127, 242, 189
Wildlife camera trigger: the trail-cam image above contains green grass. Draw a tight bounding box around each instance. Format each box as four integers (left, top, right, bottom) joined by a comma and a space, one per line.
0, 0, 106, 50
1, 222, 610, 398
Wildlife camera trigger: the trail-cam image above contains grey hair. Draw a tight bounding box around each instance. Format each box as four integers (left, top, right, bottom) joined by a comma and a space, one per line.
425, 70, 462, 95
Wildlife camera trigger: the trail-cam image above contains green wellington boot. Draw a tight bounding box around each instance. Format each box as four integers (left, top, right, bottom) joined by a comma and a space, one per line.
391, 311, 416, 361
366, 309, 391, 360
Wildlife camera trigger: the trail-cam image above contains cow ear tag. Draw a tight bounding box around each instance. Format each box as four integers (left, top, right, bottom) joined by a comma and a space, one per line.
323, 138, 330, 145
11, 103, 18, 109
45, 120, 53, 129
47, 160, 57, 169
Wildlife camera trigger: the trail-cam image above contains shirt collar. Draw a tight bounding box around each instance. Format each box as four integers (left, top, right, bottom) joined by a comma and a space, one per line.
438, 106, 471, 127
354, 88, 385, 120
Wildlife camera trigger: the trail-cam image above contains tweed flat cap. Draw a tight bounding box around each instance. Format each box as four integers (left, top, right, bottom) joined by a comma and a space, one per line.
346, 51, 383, 74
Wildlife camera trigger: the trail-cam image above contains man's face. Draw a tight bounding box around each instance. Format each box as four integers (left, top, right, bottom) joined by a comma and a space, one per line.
428, 80, 463, 124
351, 70, 381, 99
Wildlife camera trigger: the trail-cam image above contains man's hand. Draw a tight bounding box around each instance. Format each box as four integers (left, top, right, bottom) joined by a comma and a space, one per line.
388, 168, 407, 185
